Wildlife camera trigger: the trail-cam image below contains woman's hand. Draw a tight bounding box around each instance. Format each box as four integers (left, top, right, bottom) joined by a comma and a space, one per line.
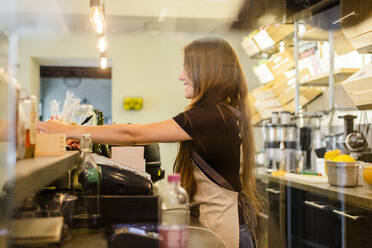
37, 120, 71, 135
66, 139, 80, 150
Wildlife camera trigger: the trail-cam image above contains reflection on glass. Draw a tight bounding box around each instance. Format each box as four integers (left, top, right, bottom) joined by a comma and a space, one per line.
0, 39, 16, 248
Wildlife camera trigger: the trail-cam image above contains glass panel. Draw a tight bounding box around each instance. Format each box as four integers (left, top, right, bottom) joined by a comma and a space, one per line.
0, 0, 19, 246
1, 0, 372, 247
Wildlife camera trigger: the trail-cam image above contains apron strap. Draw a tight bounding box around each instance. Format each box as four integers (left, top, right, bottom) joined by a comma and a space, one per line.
191, 151, 235, 191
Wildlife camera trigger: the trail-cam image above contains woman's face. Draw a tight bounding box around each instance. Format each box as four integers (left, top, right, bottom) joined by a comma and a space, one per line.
179, 68, 195, 99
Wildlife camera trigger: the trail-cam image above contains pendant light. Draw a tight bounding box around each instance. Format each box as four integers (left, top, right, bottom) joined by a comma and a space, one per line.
100, 53, 108, 69
97, 35, 108, 53
90, 0, 104, 25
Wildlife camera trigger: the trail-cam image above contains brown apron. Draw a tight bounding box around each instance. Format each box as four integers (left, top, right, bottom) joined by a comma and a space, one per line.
191, 161, 240, 248
189, 105, 254, 248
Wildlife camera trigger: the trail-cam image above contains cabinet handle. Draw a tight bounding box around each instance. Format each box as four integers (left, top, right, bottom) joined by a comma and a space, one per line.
266, 188, 280, 194
333, 210, 360, 220
304, 201, 326, 209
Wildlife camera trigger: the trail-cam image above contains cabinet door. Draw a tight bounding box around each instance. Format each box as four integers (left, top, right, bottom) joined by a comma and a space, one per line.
333, 204, 372, 248
290, 187, 372, 248
267, 181, 286, 248
303, 193, 341, 248
256, 179, 269, 248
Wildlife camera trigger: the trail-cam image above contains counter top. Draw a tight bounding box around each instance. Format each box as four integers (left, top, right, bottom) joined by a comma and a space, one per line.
10, 151, 79, 206
257, 172, 372, 210
63, 217, 226, 248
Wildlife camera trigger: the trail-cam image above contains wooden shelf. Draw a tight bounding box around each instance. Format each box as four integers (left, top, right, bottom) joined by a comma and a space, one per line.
7, 151, 79, 206
301, 68, 359, 86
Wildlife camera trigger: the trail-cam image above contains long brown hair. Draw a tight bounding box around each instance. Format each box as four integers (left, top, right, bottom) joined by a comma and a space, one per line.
173, 37, 260, 217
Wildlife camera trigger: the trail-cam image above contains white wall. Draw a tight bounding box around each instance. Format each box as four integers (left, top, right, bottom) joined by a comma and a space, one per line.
17, 31, 260, 175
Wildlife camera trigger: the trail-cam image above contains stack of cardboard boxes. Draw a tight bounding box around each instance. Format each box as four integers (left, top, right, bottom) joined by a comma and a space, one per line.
249, 47, 323, 125
241, 24, 293, 57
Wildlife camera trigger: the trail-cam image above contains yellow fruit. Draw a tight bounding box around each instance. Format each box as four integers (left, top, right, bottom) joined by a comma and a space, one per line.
332, 154, 355, 162
362, 166, 372, 186
324, 149, 341, 160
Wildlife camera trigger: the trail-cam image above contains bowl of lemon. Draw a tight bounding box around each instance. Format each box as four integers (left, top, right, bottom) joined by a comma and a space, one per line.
324, 150, 359, 187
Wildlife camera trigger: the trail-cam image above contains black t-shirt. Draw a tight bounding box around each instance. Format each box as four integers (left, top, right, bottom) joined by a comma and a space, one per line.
173, 103, 242, 191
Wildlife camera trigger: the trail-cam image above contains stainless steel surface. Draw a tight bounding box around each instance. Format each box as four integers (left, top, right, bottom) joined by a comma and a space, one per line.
332, 209, 360, 220
284, 149, 297, 173
287, 125, 297, 142
304, 200, 327, 209
327, 161, 359, 187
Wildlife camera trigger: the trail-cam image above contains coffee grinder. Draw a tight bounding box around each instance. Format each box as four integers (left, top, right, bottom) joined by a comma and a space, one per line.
279, 111, 297, 172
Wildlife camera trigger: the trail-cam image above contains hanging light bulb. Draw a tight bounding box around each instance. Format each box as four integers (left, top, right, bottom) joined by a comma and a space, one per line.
90, 0, 104, 25
95, 21, 104, 34
97, 36, 108, 53
100, 53, 108, 69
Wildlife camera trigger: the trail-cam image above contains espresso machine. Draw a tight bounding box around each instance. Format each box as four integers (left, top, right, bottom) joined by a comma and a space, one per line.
338, 114, 372, 162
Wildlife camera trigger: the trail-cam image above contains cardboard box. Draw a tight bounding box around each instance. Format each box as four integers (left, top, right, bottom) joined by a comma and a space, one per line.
111, 146, 146, 172
341, 0, 372, 40
241, 36, 261, 57
35, 133, 66, 157
253, 63, 275, 84
340, 0, 372, 53
346, 30, 372, 53
342, 63, 372, 110
333, 30, 355, 56
272, 68, 311, 97
253, 88, 276, 101
254, 97, 282, 111
283, 88, 323, 113
253, 24, 293, 50
266, 49, 295, 78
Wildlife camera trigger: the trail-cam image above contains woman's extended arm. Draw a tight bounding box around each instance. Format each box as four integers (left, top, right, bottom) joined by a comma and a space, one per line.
37, 119, 192, 145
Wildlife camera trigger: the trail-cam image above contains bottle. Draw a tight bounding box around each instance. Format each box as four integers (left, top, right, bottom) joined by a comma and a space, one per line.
159, 174, 189, 248
20, 95, 37, 158
72, 134, 102, 229
92, 111, 111, 158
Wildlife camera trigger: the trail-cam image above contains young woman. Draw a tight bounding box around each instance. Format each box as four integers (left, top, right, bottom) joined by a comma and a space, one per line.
37, 37, 259, 248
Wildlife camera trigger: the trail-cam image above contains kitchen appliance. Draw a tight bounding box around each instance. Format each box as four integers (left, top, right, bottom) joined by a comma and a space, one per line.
263, 115, 281, 172
337, 114, 372, 162
326, 161, 359, 187
279, 111, 298, 172
299, 127, 312, 170
283, 124, 298, 173
143, 143, 164, 183
92, 154, 153, 195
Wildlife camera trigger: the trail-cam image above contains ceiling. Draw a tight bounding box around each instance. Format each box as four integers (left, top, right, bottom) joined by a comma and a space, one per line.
0, 0, 245, 36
